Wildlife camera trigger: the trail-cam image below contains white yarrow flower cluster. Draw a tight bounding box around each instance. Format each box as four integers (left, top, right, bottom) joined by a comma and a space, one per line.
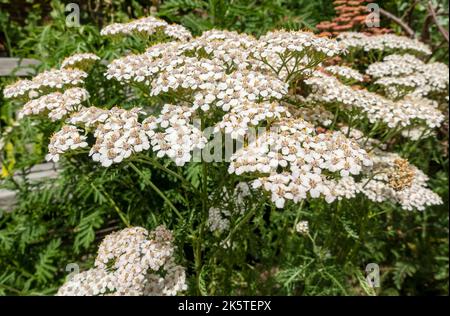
324, 65, 364, 82
56, 269, 117, 296
229, 118, 372, 208
401, 126, 434, 141
53, 103, 206, 167
100, 16, 191, 41
180, 30, 257, 70
255, 30, 344, 59
208, 207, 231, 233
190, 70, 288, 112
68, 106, 110, 128
45, 125, 88, 162
305, 71, 445, 129
337, 128, 443, 211
57, 226, 187, 296
126, 52, 289, 112
337, 32, 432, 55
4, 68, 88, 99
18, 87, 89, 121
90, 107, 150, 167
148, 104, 207, 166
215, 100, 291, 139
105, 42, 185, 84
295, 221, 309, 235
395, 96, 445, 128
359, 151, 443, 211
325, 176, 361, 201
366, 54, 425, 78
144, 258, 188, 296
61, 53, 100, 70
367, 54, 449, 98
251, 30, 345, 81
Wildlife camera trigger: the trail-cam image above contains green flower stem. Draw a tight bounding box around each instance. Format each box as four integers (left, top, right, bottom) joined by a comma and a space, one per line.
100, 185, 131, 227
346, 109, 357, 137
325, 199, 341, 250
194, 114, 209, 295
404, 128, 428, 156
134, 156, 200, 195
363, 121, 381, 147
223, 204, 259, 246
129, 162, 183, 220
293, 200, 305, 229
331, 105, 340, 129
349, 199, 370, 262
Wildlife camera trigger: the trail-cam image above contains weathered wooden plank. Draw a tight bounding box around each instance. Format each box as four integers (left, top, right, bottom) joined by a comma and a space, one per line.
0, 162, 59, 211
1, 57, 53, 211
0, 57, 41, 76
19, 168, 59, 182
15, 162, 57, 175
0, 189, 16, 210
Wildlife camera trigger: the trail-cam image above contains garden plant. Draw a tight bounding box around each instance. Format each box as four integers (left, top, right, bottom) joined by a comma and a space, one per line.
0, 0, 448, 296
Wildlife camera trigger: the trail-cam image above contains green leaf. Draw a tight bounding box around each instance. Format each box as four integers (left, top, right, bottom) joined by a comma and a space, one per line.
34, 238, 61, 284
393, 262, 417, 290
73, 210, 104, 252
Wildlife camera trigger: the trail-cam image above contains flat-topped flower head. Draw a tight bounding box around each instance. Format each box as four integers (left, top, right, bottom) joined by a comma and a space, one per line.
179, 30, 257, 70
2, 79, 35, 100
57, 226, 187, 296
190, 70, 288, 112
4, 68, 88, 100
367, 54, 449, 99
250, 30, 345, 81
100, 16, 192, 41
366, 54, 425, 78
229, 117, 372, 208
215, 100, 292, 139
68, 106, 110, 128
359, 150, 443, 211
337, 32, 432, 55
257, 30, 344, 58
19, 87, 89, 121
149, 104, 206, 166
305, 71, 445, 129
90, 107, 150, 167
61, 53, 100, 71
46, 125, 88, 162
324, 65, 364, 82
106, 53, 159, 84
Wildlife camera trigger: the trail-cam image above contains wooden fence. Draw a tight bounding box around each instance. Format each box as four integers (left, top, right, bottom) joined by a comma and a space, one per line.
1, 57, 54, 212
